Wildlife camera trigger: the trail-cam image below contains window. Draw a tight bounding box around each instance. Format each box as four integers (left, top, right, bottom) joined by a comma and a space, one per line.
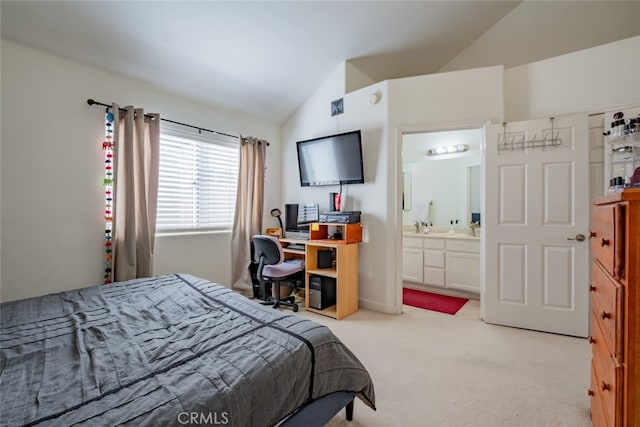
156, 125, 239, 232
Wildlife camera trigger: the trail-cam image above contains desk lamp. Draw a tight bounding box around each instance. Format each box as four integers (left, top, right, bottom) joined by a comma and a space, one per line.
270, 208, 284, 237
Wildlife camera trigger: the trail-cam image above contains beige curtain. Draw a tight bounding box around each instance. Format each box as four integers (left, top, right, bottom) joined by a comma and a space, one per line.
231, 136, 267, 294
112, 103, 160, 282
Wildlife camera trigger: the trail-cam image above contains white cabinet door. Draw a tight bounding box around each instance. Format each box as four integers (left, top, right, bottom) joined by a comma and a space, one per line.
446, 252, 480, 293
424, 266, 445, 287
423, 248, 445, 287
424, 249, 445, 267
445, 239, 480, 254
402, 248, 423, 283
423, 238, 445, 249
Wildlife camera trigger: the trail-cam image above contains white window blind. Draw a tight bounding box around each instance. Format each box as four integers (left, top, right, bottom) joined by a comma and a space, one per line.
157, 126, 239, 232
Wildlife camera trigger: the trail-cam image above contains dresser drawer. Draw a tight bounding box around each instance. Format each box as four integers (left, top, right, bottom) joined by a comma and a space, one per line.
590, 262, 624, 360
591, 316, 624, 427
590, 361, 610, 427
590, 189, 639, 427
591, 205, 618, 277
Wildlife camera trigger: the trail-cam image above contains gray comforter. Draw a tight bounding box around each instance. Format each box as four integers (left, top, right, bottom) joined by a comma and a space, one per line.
0, 274, 375, 426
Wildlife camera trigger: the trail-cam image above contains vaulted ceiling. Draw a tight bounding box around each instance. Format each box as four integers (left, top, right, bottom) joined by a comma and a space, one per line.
2, 1, 638, 122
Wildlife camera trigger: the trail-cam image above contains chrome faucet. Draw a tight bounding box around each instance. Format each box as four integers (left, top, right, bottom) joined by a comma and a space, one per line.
470, 221, 480, 236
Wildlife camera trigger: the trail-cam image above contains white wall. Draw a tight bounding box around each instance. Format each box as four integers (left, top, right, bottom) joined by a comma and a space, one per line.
0, 40, 280, 302
344, 61, 377, 94
281, 62, 390, 312
4, 33, 637, 309
386, 66, 504, 312
505, 36, 640, 121
440, 1, 640, 73
283, 64, 503, 314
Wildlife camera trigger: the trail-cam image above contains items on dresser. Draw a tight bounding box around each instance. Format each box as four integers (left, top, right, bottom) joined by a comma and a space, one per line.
604, 107, 640, 192
631, 166, 640, 186
588, 189, 640, 427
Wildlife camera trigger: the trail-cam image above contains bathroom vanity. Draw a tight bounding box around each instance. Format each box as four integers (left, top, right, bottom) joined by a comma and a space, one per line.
402, 232, 480, 297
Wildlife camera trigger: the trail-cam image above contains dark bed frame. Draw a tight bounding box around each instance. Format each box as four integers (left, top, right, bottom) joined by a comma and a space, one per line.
279, 391, 355, 426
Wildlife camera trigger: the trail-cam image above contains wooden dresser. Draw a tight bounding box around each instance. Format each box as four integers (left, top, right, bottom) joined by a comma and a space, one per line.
589, 189, 640, 427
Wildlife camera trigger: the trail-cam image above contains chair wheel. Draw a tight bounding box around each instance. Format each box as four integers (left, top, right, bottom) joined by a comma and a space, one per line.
273, 302, 280, 309
292, 304, 299, 312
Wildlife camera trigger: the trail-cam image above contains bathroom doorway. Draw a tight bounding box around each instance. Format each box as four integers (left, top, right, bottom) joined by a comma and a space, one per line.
399, 124, 484, 313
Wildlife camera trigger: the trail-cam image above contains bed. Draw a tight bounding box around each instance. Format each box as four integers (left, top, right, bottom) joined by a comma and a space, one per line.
0, 274, 375, 426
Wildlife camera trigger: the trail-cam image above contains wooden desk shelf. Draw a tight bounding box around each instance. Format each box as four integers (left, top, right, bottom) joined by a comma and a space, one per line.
307, 267, 338, 278
306, 222, 361, 320
279, 238, 307, 257
280, 223, 362, 320
310, 222, 362, 244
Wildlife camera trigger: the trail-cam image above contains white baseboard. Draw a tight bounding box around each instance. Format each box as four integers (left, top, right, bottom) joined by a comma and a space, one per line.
358, 297, 401, 314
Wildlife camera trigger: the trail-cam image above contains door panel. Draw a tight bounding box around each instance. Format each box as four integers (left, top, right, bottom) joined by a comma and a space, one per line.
542, 245, 573, 309
498, 244, 527, 304
543, 162, 573, 225
484, 114, 589, 337
499, 164, 527, 224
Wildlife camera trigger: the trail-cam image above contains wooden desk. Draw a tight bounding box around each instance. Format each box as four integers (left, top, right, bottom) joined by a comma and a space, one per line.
279, 238, 307, 257
280, 223, 362, 320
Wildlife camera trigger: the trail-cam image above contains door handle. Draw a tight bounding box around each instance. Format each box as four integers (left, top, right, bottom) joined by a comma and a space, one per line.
567, 234, 586, 242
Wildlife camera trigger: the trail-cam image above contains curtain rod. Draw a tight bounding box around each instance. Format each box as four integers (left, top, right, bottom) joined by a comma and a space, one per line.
87, 98, 241, 140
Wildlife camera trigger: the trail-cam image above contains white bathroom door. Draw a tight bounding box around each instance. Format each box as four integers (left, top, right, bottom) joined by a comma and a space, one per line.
483, 114, 590, 337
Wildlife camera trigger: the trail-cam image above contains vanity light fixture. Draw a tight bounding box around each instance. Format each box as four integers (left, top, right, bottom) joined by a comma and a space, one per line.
426, 144, 469, 157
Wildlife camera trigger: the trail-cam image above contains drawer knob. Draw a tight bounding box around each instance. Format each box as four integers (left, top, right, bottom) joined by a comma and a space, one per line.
588, 389, 595, 396
601, 381, 610, 392
601, 310, 611, 320
588, 284, 596, 292
589, 231, 597, 238
588, 336, 596, 344
601, 238, 610, 247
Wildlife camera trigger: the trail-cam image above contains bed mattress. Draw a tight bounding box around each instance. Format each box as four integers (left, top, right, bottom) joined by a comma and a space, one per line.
0, 274, 375, 426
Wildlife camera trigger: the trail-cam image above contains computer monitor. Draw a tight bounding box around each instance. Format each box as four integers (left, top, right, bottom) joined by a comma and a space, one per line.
285, 203, 319, 240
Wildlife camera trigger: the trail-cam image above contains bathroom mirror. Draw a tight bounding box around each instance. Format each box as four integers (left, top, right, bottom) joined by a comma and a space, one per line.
468, 165, 481, 225
402, 128, 482, 228
403, 173, 412, 211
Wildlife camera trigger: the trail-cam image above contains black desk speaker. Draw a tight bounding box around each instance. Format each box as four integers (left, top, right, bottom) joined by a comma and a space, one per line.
317, 250, 333, 269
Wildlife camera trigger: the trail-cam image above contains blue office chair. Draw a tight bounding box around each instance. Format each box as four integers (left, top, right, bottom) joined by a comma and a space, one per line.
252, 235, 303, 312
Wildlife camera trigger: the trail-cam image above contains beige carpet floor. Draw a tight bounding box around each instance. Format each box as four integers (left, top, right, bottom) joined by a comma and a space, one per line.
295, 300, 592, 427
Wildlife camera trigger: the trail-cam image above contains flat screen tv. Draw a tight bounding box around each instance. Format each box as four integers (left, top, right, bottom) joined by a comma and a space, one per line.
296, 130, 364, 187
